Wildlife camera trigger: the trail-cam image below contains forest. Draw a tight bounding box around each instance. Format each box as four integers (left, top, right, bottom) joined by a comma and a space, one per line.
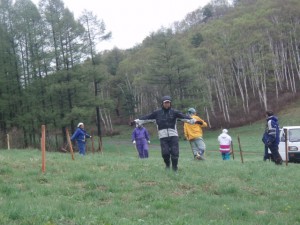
0, 0, 300, 149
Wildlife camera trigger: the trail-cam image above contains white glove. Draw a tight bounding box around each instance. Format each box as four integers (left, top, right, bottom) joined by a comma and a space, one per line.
190, 118, 197, 124
133, 140, 136, 144
148, 140, 150, 144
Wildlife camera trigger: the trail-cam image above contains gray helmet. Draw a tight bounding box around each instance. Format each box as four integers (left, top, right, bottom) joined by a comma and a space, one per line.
161, 95, 172, 103
188, 108, 196, 115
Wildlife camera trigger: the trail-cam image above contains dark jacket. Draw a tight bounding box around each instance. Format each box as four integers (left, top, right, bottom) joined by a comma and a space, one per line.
263, 116, 280, 146
139, 107, 192, 139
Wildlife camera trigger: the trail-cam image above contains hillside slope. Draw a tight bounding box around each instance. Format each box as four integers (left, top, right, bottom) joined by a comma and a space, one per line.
202, 97, 300, 154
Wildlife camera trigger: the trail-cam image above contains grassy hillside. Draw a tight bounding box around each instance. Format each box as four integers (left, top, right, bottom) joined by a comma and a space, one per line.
0, 99, 299, 225
0, 148, 299, 225
113, 97, 300, 155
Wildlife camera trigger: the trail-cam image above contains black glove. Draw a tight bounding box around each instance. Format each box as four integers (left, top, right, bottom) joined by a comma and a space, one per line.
130, 121, 136, 126
195, 121, 203, 125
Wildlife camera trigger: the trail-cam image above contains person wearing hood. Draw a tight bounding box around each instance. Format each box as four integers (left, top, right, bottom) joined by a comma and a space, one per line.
262, 110, 282, 165
184, 108, 208, 160
133, 96, 198, 172
71, 122, 92, 156
217, 129, 232, 160
131, 122, 150, 158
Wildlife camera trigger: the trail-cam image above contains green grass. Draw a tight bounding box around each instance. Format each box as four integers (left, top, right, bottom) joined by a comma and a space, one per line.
0, 145, 300, 225
1, 99, 300, 225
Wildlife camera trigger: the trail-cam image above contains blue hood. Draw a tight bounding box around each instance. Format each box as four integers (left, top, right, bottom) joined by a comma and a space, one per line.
267, 115, 278, 123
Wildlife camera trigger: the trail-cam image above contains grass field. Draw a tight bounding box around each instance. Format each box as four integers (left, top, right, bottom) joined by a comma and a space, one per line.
1, 142, 300, 224
1, 100, 300, 225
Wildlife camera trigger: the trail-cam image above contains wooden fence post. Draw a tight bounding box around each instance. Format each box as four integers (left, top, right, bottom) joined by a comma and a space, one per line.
66, 128, 75, 160
7, 134, 10, 150
284, 128, 288, 166
237, 135, 244, 163
231, 141, 235, 160
91, 135, 95, 154
41, 125, 46, 173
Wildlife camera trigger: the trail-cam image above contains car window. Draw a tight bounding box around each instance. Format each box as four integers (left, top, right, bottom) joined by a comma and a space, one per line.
289, 129, 300, 142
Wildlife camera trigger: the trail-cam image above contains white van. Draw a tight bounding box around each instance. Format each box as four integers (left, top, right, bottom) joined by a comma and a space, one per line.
273, 126, 300, 162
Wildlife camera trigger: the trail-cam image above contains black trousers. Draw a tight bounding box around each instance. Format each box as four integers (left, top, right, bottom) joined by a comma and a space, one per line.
269, 144, 282, 164
160, 136, 179, 170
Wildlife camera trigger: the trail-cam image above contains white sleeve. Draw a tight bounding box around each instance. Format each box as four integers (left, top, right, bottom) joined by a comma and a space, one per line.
135, 119, 156, 125
178, 118, 196, 124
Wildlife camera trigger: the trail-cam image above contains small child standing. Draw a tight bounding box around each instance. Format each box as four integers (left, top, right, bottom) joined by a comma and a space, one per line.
217, 129, 232, 160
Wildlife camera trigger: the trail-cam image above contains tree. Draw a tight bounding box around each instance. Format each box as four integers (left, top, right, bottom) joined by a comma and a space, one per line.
0, 0, 28, 145
103, 47, 125, 76
79, 10, 111, 149
39, 0, 87, 146
191, 32, 203, 48
147, 29, 196, 104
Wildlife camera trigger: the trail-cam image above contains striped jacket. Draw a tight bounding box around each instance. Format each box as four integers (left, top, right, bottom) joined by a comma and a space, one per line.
218, 133, 232, 153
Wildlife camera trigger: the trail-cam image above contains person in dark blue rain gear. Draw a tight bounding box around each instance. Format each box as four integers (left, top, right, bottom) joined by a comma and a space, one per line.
71, 122, 91, 156
262, 132, 273, 161
262, 111, 282, 165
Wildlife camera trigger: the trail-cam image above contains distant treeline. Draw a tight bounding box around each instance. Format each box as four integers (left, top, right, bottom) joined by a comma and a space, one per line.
0, 0, 299, 149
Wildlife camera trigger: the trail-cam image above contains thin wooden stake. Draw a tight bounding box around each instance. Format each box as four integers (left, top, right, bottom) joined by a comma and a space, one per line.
98, 136, 103, 154
237, 135, 244, 163
66, 128, 75, 160
231, 141, 235, 160
7, 134, 10, 150
41, 125, 46, 173
284, 128, 288, 166
91, 134, 95, 154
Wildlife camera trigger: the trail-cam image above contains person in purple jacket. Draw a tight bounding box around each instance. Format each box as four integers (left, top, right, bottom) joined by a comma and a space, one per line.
132, 122, 150, 159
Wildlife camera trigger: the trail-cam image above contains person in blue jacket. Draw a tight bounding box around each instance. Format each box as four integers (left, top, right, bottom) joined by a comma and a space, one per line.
132, 122, 150, 158
262, 110, 282, 165
71, 122, 91, 156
